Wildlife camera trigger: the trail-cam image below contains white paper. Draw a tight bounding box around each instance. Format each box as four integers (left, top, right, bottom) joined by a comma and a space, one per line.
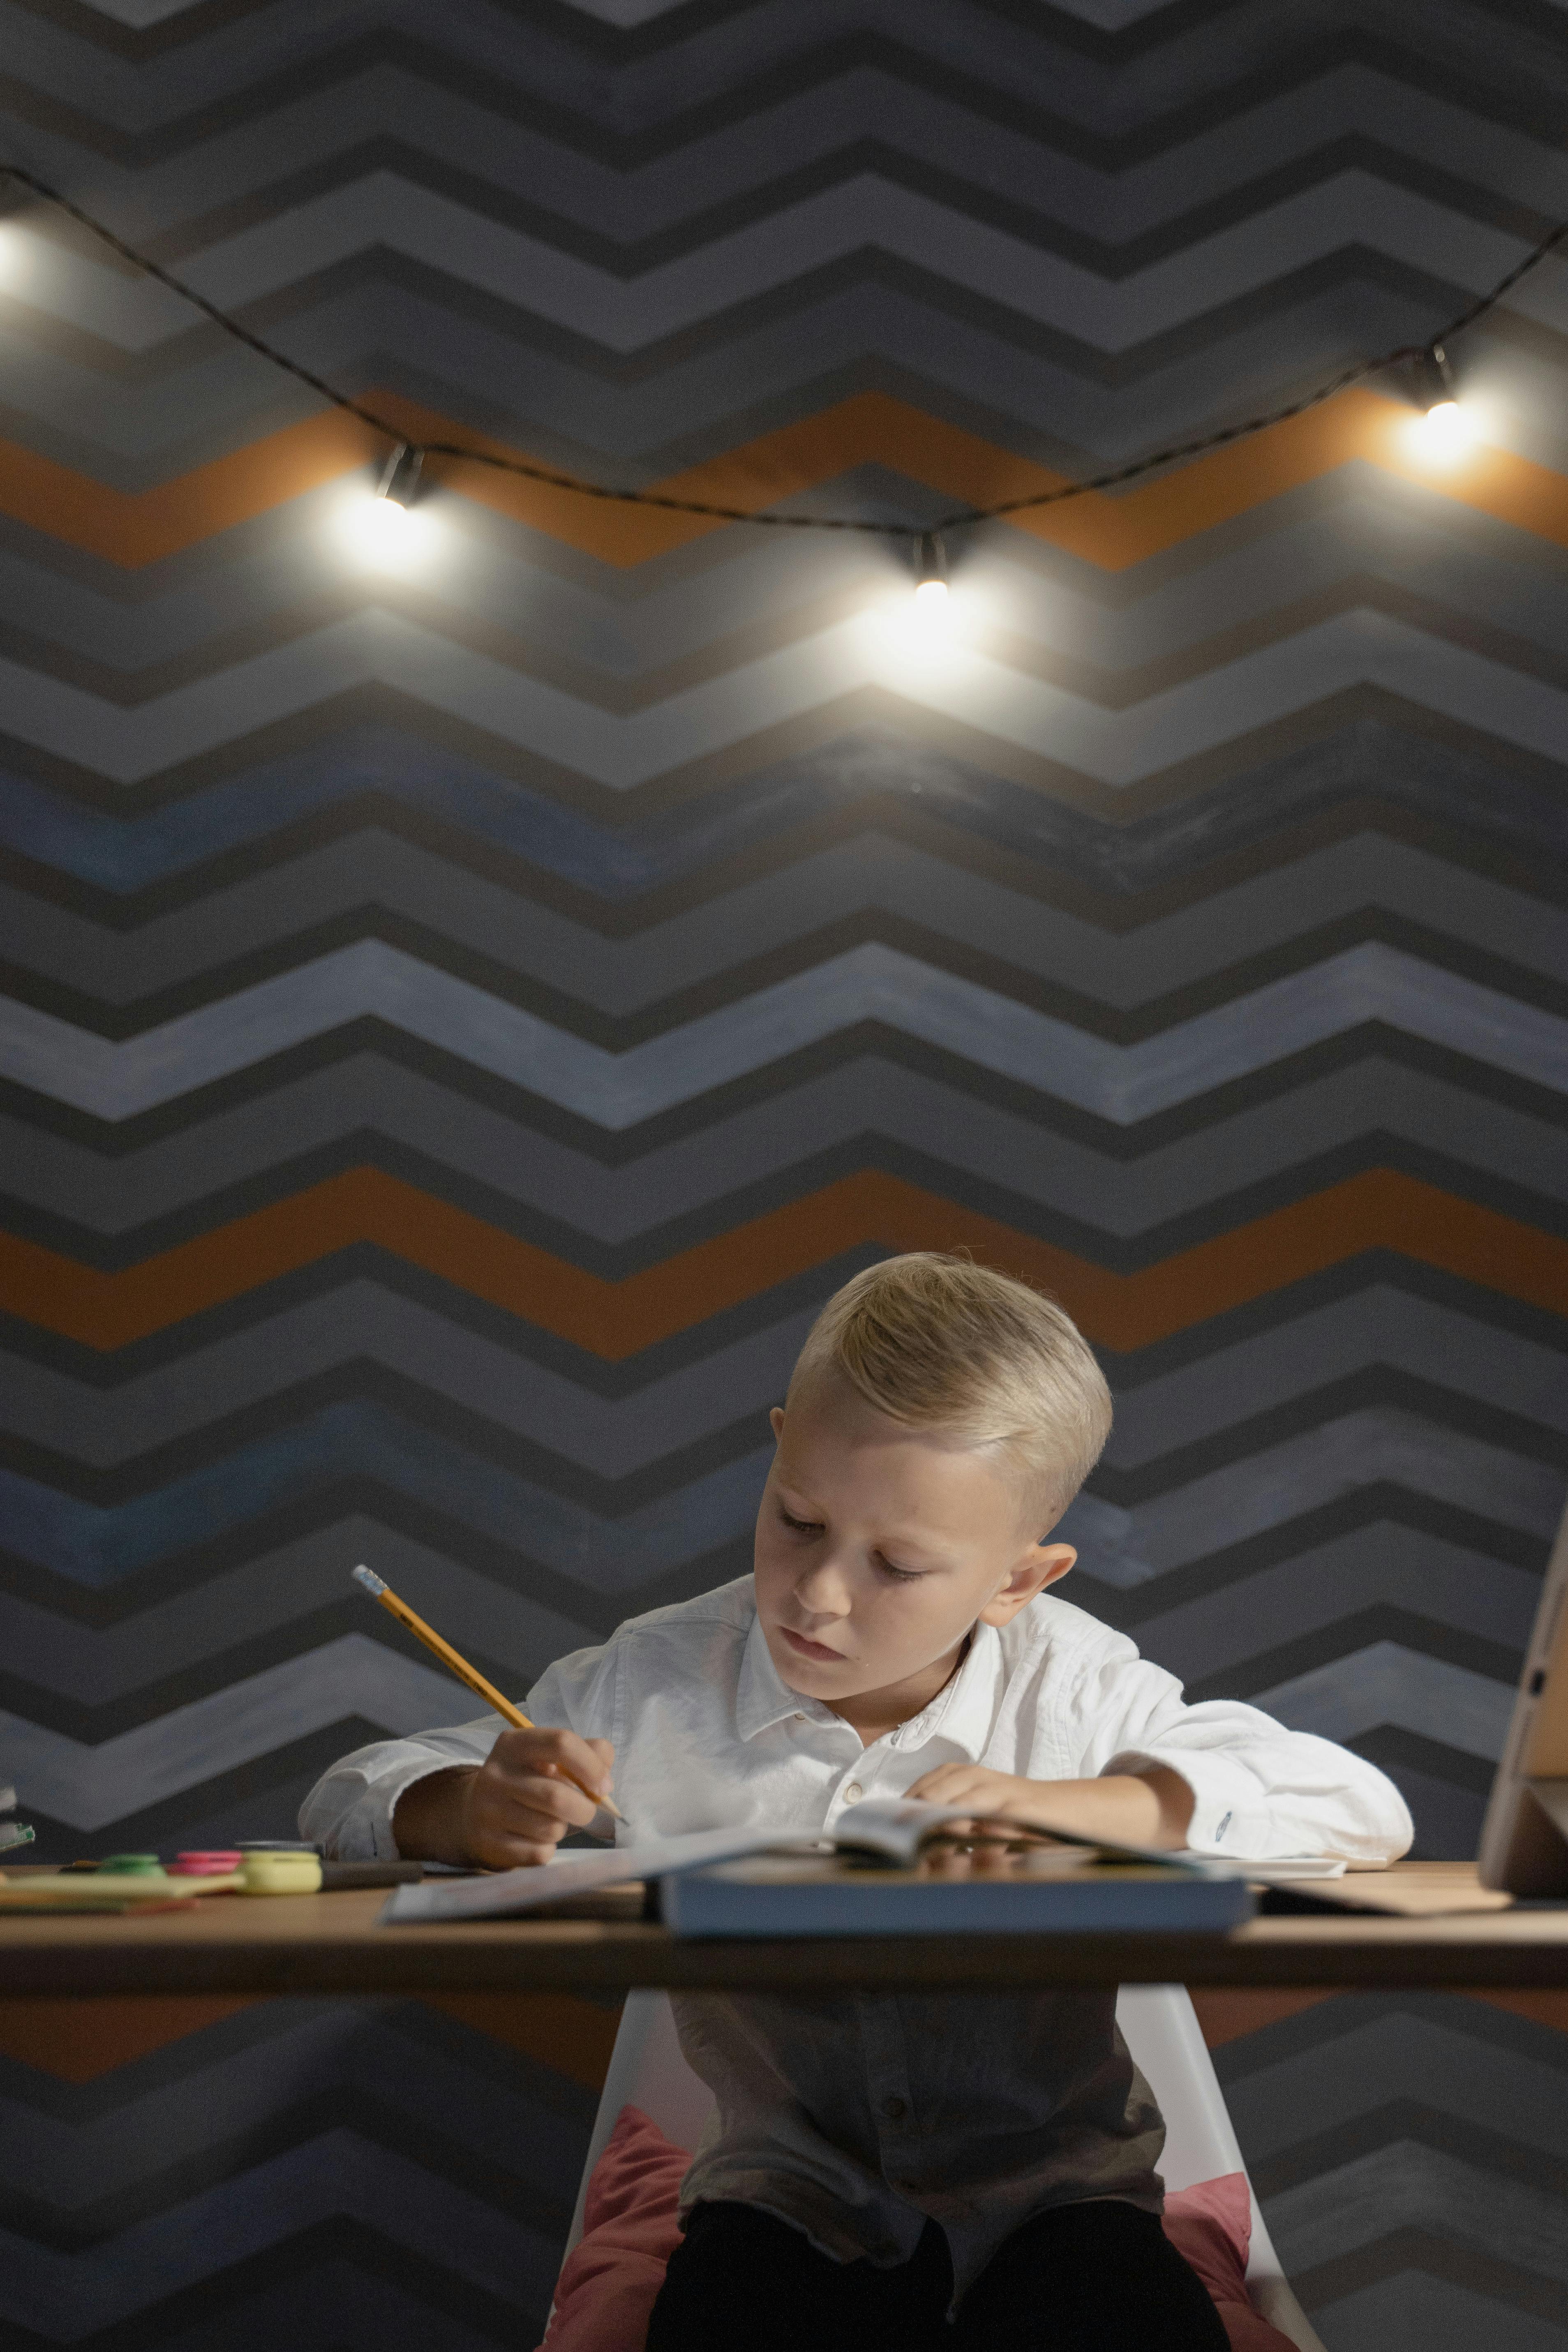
381, 1824, 808, 1923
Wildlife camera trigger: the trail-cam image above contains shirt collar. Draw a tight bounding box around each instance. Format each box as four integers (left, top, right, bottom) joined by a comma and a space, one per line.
886, 1618, 1002, 1759
735, 1603, 1003, 1757
735, 1608, 841, 1741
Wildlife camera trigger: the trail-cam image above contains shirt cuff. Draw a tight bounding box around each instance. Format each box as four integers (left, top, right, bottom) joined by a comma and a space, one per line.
301, 1757, 472, 1863
1102, 1747, 1270, 1858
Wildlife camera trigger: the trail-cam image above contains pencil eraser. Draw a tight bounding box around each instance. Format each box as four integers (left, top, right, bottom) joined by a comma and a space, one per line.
352, 1565, 386, 1596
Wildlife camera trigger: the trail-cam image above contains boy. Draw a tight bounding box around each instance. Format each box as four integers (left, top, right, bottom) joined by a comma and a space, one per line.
305, 1255, 1411, 2350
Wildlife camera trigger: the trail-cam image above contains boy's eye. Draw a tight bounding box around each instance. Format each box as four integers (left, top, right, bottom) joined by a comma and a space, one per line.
876, 1557, 923, 1584
779, 1509, 822, 1536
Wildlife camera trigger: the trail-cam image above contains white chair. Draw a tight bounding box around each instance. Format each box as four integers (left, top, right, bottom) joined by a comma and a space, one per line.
562, 1985, 1326, 2352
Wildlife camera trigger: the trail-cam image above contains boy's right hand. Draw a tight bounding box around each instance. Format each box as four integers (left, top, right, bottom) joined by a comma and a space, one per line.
457, 1728, 617, 1867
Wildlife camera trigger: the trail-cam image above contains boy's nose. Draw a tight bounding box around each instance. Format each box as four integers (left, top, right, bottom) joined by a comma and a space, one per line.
794, 1557, 852, 1616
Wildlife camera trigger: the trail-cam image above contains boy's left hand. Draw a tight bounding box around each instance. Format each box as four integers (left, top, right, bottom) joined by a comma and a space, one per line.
903, 1761, 1195, 1850
903, 1763, 1051, 1821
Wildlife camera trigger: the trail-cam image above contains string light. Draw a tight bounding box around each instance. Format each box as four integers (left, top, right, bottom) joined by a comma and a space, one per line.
0, 162, 1563, 543
1408, 342, 1476, 460
912, 531, 949, 616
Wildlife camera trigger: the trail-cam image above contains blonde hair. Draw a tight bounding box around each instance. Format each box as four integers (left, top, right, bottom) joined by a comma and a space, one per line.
787, 1253, 1111, 1529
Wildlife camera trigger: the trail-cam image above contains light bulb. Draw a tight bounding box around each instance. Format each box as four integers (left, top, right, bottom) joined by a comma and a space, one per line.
908, 530, 951, 635
355, 492, 414, 565
334, 443, 432, 569
1409, 344, 1476, 462
1410, 397, 1476, 461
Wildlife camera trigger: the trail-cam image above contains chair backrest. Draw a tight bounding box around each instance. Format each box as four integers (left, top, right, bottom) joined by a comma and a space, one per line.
563, 1985, 1327, 2352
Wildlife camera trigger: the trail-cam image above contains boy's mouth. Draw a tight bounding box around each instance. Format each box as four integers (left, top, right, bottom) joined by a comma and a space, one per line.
778, 1624, 845, 1664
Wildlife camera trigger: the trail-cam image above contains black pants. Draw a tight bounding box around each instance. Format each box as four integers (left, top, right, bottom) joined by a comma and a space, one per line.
645, 2197, 1231, 2351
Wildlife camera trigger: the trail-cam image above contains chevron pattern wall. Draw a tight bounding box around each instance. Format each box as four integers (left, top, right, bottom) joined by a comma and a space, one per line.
1, 0, 1566, 2345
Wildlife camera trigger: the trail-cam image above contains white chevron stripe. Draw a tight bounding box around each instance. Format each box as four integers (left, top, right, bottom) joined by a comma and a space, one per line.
1254, 1642, 1516, 1760
1, 1636, 478, 1830
62, 0, 203, 18
10, 175, 1533, 355
2, 937, 1563, 1123
5, 609, 1566, 788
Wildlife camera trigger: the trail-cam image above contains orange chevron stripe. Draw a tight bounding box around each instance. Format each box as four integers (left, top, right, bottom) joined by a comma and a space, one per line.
0, 409, 384, 568
0, 1169, 1561, 1355
1, 389, 1565, 570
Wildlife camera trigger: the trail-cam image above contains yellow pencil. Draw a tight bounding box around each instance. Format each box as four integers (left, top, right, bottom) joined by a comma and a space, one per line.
352, 1566, 625, 1823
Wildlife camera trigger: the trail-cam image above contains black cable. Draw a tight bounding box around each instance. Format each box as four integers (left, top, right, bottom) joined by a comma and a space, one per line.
2, 162, 1563, 538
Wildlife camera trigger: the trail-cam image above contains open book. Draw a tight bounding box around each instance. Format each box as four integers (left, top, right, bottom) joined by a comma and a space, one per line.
379, 1796, 1339, 1930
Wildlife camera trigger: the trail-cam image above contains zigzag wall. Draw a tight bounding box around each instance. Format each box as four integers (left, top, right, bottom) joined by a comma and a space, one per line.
0, 0, 1565, 2344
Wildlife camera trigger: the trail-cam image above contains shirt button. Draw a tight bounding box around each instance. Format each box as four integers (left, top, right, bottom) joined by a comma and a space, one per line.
881, 2096, 907, 2121
845, 1781, 864, 1802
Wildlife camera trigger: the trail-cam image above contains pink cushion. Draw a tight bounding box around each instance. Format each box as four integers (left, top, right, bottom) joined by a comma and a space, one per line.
1162, 2172, 1297, 2348
541, 2106, 690, 2351
539, 2110, 1298, 2351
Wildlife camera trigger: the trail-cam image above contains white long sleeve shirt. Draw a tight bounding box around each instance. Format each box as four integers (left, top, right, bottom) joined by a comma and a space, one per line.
302, 1575, 1411, 2301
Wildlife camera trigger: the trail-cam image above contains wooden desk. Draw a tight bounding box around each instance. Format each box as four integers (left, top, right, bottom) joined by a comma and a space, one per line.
0, 1865, 1563, 1996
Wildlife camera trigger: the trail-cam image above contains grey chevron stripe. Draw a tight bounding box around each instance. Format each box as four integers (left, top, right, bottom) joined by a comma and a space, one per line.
16, 462, 1568, 719
9, 285, 1568, 484
3, 1525, 1539, 1727
9, 608, 1568, 789
1221, 1997, 1568, 2158
0, 2006, 583, 2204
1058, 1408, 1565, 1590
15, 104, 1557, 302
5, 937, 1566, 1123
0, 1636, 475, 1830
5, 829, 1566, 1022
0, 2131, 567, 2335
1254, 1643, 1516, 1762
1126, 1524, 1545, 1678
5, 1055, 1565, 1251
0, 2019, 591, 2253
4, 1283, 1562, 1482
1274, 2139, 1568, 2290
0, 1521, 603, 1704
0, 1284, 817, 1473
7, 1396, 1551, 1623
9, 470, 1568, 706
33, 3, 1568, 154
65, 0, 1186, 32
1106, 1289, 1568, 1463
4, 169, 1546, 362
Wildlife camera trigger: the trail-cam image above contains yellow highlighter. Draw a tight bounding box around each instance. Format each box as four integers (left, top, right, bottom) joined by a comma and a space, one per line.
351, 1566, 624, 1823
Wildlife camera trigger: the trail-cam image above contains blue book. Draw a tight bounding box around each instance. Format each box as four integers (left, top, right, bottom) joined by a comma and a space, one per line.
660, 1847, 1256, 1938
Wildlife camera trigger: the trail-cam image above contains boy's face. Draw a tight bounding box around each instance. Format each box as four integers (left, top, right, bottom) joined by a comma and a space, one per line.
753, 1376, 1076, 1716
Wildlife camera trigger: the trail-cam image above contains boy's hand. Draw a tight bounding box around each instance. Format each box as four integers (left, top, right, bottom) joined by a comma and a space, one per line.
458, 1728, 617, 1866
903, 1763, 1053, 1822
393, 1729, 616, 1868
903, 1762, 1194, 1850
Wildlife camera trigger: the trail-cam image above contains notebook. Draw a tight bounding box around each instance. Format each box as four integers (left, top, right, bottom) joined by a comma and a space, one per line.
379, 1797, 1296, 1931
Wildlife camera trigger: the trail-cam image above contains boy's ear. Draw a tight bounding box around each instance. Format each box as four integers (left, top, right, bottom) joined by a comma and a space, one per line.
769, 1406, 785, 1440
978, 1543, 1076, 1627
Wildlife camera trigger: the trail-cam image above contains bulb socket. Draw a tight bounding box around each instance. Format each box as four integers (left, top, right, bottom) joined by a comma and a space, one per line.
1414, 345, 1455, 412
377, 443, 425, 508
914, 531, 946, 589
